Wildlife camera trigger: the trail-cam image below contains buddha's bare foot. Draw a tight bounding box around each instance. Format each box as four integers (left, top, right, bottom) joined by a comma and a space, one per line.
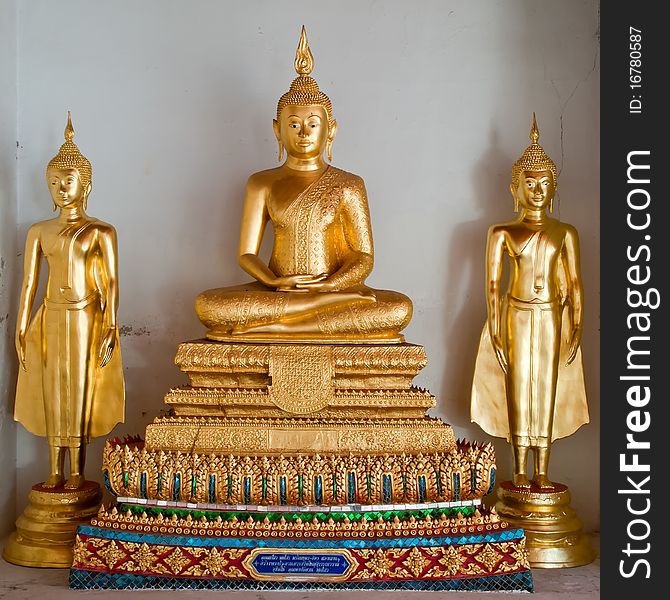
64, 474, 86, 490
512, 474, 532, 489
42, 474, 64, 489
533, 475, 555, 490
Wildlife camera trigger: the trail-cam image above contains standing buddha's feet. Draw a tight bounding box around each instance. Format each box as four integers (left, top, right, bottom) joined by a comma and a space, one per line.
512, 473, 532, 489
42, 474, 65, 489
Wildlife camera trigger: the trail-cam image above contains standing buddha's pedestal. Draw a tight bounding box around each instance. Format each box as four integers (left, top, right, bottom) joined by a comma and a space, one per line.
70, 28, 532, 592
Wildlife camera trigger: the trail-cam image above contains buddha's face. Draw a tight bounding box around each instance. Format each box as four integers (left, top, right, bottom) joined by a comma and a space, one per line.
512, 169, 555, 211
47, 167, 90, 209
274, 104, 335, 160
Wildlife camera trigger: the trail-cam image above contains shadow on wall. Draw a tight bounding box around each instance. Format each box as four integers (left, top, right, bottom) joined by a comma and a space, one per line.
438, 126, 512, 433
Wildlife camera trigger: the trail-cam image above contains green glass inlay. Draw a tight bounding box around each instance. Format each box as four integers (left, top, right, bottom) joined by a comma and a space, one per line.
116, 503, 477, 524
262, 477, 267, 501
122, 472, 129, 489
227, 475, 233, 500
191, 475, 197, 498
298, 474, 303, 502
366, 474, 372, 500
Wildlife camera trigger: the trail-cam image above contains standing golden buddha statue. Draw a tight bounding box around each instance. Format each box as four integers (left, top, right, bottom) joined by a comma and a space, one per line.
4, 114, 125, 568
195, 26, 412, 343
470, 115, 593, 568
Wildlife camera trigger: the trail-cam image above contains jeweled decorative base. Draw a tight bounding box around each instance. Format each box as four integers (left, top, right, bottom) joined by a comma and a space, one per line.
69, 500, 533, 591
91, 339, 516, 589
3, 480, 102, 568
103, 440, 496, 505
494, 481, 595, 568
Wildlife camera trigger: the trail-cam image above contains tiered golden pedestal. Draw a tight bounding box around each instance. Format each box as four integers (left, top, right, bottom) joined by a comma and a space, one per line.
495, 481, 595, 568
70, 340, 532, 591
3, 481, 102, 568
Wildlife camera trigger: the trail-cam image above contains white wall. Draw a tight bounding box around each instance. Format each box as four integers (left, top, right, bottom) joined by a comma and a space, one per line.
12, 0, 599, 531
0, 0, 18, 537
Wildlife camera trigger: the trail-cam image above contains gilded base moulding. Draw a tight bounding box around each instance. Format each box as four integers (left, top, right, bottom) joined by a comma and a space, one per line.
69, 501, 533, 591
494, 481, 595, 568
3, 480, 102, 568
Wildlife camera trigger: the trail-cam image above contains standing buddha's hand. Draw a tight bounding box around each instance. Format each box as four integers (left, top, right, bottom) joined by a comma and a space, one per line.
566, 326, 582, 366
98, 327, 116, 367
16, 330, 27, 371
492, 334, 508, 375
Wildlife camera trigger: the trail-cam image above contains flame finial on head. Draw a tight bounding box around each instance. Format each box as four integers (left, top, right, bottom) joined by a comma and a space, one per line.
65, 111, 75, 142
294, 26, 314, 76
530, 112, 539, 144
511, 113, 557, 190
276, 26, 333, 122
47, 112, 92, 188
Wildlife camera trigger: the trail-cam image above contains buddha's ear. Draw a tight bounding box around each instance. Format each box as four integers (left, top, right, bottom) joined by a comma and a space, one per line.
83, 182, 92, 210
509, 183, 519, 212
328, 119, 338, 142
272, 119, 280, 142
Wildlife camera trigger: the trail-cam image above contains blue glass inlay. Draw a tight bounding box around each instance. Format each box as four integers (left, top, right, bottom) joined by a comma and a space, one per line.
76, 524, 526, 550
279, 476, 287, 505
417, 475, 427, 503
103, 470, 115, 495
382, 474, 392, 504
208, 475, 216, 504
244, 477, 252, 505
332, 475, 338, 503
251, 551, 351, 577
453, 473, 460, 501
347, 472, 356, 504
69, 568, 533, 592
298, 475, 304, 503
314, 476, 323, 504
172, 474, 181, 501
487, 467, 496, 495
139, 472, 147, 499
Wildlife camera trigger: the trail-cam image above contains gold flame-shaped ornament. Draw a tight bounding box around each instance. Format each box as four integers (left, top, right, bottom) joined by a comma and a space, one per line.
294, 26, 314, 76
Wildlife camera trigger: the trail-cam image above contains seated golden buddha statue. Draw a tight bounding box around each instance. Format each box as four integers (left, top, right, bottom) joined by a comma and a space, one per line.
196, 28, 412, 343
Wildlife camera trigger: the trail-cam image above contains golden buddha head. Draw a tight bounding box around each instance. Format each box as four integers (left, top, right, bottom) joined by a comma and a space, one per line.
46, 112, 92, 210
510, 114, 557, 213
273, 27, 337, 162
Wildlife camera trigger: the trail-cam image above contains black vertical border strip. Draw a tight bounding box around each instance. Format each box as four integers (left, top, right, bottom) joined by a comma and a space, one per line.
601, 2, 667, 596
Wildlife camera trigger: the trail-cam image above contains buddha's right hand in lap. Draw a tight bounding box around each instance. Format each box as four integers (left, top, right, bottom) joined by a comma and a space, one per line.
274, 274, 327, 292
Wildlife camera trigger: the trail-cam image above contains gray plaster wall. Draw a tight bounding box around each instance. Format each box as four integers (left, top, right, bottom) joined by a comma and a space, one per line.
0, 0, 18, 537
